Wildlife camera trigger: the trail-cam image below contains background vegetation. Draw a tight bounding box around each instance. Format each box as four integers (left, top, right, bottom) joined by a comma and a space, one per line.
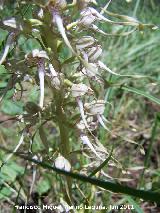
0, 0, 160, 212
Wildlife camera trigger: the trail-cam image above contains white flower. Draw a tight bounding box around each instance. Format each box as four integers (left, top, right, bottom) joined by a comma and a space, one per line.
76, 36, 96, 50
80, 134, 103, 160
85, 100, 105, 115
82, 63, 99, 77
79, 9, 96, 26
3, 18, 17, 28
87, 45, 102, 62
71, 83, 92, 97
79, 7, 113, 26
32, 49, 49, 59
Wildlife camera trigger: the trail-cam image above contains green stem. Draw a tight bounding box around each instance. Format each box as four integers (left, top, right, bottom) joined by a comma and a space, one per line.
58, 108, 70, 158
55, 91, 73, 206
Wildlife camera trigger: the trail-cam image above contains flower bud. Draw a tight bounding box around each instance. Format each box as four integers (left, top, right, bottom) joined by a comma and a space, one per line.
87, 45, 102, 62
48, 63, 61, 90
71, 83, 92, 97
85, 100, 105, 115
76, 36, 96, 50
54, 155, 71, 172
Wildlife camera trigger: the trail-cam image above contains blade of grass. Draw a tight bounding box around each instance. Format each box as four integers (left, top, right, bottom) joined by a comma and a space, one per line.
89, 145, 114, 177
0, 146, 160, 204
121, 86, 160, 105
125, 196, 144, 213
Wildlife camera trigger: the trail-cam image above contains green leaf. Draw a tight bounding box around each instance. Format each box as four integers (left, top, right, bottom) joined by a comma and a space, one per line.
2, 151, 159, 204
28, 86, 39, 102
0, 162, 24, 182
0, 29, 8, 45
9, 161, 24, 175
0, 65, 7, 74
1, 100, 23, 115
0, 165, 17, 182
0, 187, 12, 200
19, 38, 41, 54
121, 86, 160, 105
36, 179, 51, 195
125, 196, 144, 213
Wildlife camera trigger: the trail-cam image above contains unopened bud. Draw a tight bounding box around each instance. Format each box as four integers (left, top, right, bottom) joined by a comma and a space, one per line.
54, 155, 71, 172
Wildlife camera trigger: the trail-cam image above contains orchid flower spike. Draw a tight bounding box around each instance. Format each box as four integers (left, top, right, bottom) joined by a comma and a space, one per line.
0, 32, 16, 65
